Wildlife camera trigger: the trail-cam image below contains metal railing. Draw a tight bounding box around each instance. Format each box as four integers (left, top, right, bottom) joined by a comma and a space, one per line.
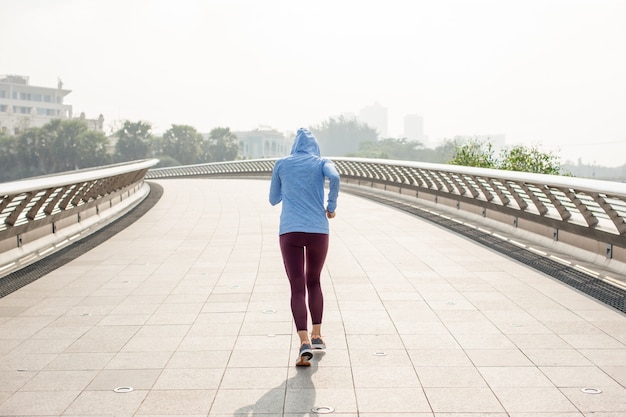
146, 158, 626, 265
146, 159, 275, 179
0, 159, 159, 276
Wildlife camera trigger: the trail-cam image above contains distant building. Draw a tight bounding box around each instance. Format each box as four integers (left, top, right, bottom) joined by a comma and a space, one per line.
234, 128, 291, 159
403, 114, 424, 144
0, 75, 72, 135
359, 102, 388, 138
76, 112, 105, 132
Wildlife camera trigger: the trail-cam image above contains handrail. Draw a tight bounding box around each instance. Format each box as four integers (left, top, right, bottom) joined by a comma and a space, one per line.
1, 158, 159, 278
0, 159, 158, 196
146, 158, 626, 255
1, 159, 159, 234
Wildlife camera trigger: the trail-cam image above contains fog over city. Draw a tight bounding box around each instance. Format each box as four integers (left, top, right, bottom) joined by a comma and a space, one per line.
2, 0, 625, 166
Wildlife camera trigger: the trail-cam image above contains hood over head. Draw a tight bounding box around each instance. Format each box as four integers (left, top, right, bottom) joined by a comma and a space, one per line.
290, 128, 320, 156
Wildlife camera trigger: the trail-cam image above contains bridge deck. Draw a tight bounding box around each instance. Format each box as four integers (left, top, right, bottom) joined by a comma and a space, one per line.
0, 179, 624, 416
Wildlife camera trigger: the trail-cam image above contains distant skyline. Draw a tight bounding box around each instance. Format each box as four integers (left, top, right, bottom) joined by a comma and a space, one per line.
2, 0, 625, 166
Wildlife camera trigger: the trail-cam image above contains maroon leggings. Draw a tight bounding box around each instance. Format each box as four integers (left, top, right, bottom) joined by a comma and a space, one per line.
279, 232, 329, 331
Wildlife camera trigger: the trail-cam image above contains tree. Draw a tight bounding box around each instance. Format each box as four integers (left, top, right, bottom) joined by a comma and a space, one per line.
114, 120, 152, 162
40, 119, 109, 172
348, 137, 424, 160
499, 145, 562, 175
77, 130, 111, 168
311, 115, 378, 156
0, 132, 19, 182
448, 138, 566, 175
429, 140, 457, 163
448, 138, 496, 168
7, 119, 110, 180
14, 126, 44, 178
202, 127, 239, 162
161, 124, 203, 165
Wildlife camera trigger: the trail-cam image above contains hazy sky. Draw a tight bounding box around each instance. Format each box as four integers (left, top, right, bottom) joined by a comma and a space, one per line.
2, 0, 625, 166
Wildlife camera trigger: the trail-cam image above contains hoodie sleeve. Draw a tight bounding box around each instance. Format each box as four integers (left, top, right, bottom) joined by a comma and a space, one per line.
269, 161, 282, 206
323, 160, 340, 212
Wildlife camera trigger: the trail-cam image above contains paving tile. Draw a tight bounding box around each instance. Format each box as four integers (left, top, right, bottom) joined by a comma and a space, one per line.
522, 349, 594, 367
506, 413, 583, 417
0, 391, 11, 407
63, 389, 147, 415
478, 366, 554, 387
86, 369, 161, 390
401, 333, 460, 349
491, 386, 579, 413
601, 366, 626, 387
507, 333, 572, 349
97, 314, 151, 326
227, 348, 291, 368
22, 370, 98, 391
540, 366, 622, 388
407, 349, 473, 367
0, 339, 21, 354
433, 413, 508, 417
238, 320, 293, 336
416, 366, 488, 388
153, 368, 224, 390
166, 350, 231, 369
220, 367, 288, 389
14, 337, 76, 354
356, 387, 431, 412
466, 349, 534, 367
284, 388, 357, 413
146, 312, 199, 325
121, 336, 183, 352
453, 333, 516, 349
349, 348, 413, 367
435, 310, 490, 323
287, 365, 354, 389
233, 334, 292, 350
0, 369, 35, 392
424, 387, 505, 413
560, 386, 626, 412
346, 334, 405, 350
0, 390, 80, 415
178, 335, 237, 351
579, 349, 626, 366
209, 388, 285, 414
105, 351, 173, 370
444, 321, 503, 335
352, 365, 420, 388
44, 352, 114, 371
30, 325, 91, 340
136, 389, 215, 415
393, 321, 451, 335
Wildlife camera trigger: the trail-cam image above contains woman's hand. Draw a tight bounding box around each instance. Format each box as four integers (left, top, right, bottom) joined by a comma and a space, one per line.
326, 210, 336, 219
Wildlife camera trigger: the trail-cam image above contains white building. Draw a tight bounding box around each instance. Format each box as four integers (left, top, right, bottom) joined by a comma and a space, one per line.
234, 128, 291, 159
0, 75, 72, 135
76, 112, 105, 132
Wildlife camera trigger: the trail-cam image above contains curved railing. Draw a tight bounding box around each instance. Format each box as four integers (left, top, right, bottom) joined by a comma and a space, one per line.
0, 159, 159, 277
146, 159, 276, 179
146, 158, 626, 266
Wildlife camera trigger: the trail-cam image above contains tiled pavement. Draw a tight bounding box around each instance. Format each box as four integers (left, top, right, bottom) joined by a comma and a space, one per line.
0, 178, 625, 417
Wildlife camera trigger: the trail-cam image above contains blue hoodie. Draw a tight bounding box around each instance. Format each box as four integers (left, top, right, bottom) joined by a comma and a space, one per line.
269, 128, 340, 235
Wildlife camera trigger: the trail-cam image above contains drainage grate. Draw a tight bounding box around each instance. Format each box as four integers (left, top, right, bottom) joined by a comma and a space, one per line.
347, 188, 626, 314
0, 182, 163, 299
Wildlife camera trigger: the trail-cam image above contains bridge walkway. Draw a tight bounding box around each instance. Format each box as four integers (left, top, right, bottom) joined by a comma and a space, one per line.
0, 178, 624, 416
